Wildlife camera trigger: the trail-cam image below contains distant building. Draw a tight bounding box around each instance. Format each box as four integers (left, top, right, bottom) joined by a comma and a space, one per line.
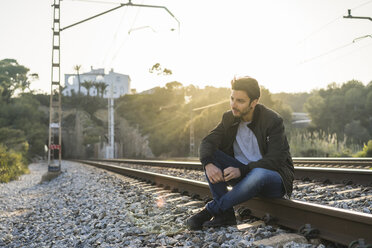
63, 67, 131, 98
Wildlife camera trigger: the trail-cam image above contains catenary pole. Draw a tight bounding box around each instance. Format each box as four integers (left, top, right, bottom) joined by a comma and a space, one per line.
48, 0, 180, 171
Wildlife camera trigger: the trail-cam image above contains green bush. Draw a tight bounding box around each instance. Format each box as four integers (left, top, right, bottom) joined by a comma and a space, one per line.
0, 145, 29, 183
354, 140, 372, 157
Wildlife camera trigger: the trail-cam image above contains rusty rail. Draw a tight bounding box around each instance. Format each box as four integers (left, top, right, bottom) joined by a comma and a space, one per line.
78, 160, 372, 246
98, 157, 372, 169
93, 158, 372, 186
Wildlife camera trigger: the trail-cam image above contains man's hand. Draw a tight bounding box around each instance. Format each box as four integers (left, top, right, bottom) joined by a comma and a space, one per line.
205, 163, 224, 184
223, 167, 241, 181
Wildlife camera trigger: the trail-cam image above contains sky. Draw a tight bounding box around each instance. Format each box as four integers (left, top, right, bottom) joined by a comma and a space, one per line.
1, 0, 372, 94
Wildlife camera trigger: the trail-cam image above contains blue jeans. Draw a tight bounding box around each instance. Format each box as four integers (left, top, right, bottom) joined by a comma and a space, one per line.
205, 150, 284, 216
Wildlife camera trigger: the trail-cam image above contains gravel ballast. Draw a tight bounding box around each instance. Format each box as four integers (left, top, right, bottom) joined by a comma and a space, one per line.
115, 163, 372, 214
0, 161, 326, 247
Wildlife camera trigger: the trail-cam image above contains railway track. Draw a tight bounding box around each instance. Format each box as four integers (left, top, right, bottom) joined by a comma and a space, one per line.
98, 157, 372, 169
95, 158, 372, 186
77, 159, 372, 246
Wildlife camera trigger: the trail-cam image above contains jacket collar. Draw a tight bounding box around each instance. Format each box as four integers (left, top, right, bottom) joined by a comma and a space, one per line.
228, 103, 263, 128
247, 103, 262, 129
232, 117, 240, 126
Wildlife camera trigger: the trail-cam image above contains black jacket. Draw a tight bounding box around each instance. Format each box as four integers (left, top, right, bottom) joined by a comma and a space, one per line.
199, 104, 294, 197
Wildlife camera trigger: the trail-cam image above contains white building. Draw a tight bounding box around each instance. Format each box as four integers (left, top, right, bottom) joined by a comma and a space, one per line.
64, 67, 131, 98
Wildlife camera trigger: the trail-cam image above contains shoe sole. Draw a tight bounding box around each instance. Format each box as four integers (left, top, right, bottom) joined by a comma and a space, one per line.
203, 221, 237, 228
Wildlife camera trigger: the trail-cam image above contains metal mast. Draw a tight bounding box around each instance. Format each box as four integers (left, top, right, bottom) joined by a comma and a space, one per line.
107, 83, 115, 158
48, 0, 62, 172
47, 1, 179, 168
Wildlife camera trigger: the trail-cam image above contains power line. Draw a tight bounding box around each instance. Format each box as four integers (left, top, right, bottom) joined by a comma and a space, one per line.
299, 42, 354, 64
108, 0, 144, 66
297, 17, 341, 46
299, 34, 372, 64
353, 34, 372, 42
328, 39, 372, 63
102, 5, 129, 66
353, 0, 372, 10
299, 0, 372, 65
297, 0, 372, 45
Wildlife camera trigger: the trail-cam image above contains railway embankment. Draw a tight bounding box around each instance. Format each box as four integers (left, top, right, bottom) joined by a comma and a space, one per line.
0, 161, 327, 247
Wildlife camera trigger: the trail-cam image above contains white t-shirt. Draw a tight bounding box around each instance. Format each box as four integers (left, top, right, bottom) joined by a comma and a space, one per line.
233, 121, 262, 164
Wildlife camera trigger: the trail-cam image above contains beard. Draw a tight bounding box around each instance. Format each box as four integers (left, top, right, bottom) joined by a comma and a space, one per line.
232, 106, 252, 119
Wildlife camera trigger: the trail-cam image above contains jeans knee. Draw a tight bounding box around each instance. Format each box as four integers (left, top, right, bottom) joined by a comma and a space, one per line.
248, 168, 282, 185
249, 168, 267, 179
240, 168, 272, 187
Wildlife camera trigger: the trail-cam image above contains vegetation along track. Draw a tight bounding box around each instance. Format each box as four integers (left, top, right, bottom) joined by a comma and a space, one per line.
78, 159, 372, 246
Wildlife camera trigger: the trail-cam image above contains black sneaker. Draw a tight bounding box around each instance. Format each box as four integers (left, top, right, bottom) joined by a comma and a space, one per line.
186, 208, 213, 230
202, 208, 237, 228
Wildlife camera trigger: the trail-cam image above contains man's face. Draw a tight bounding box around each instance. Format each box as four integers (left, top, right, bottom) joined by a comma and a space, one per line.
230, 90, 253, 119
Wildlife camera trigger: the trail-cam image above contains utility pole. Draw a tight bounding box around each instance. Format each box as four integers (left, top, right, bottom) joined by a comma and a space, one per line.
47, 0, 179, 171
48, 0, 62, 172
107, 82, 115, 159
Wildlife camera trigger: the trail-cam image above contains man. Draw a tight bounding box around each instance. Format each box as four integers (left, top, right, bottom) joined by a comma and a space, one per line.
186, 76, 294, 230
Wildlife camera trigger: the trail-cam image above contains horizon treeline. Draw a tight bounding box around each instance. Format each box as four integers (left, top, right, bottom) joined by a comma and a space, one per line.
1, 58, 372, 182
114, 80, 372, 158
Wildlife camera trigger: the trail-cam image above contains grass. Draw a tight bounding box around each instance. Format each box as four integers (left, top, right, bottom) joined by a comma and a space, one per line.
288, 130, 362, 157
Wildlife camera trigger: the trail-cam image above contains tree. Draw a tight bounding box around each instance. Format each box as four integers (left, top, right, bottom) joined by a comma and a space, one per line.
98, 82, 108, 98
0, 59, 38, 103
115, 83, 293, 157
165, 81, 183, 91
149, 63, 172, 75
344, 120, 370, 144
305, 80, 371, 144
74, 65, 82, 95
93, 82, 100, 97
81, 80, 94, 96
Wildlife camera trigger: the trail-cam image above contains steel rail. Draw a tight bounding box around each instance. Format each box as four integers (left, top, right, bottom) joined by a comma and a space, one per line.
78, 160, 372, 245
96, 157, 372, 168
294, 166, 372, 186
92, 158, 372, 186
293, 157, 372, 168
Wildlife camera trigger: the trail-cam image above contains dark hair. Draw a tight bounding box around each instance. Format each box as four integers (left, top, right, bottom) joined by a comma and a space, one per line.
231, 76, 260, 101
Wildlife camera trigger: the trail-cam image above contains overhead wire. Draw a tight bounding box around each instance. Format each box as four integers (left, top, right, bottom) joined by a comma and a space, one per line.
299, 42, 355, 64
297, 17, 341, 46
63, 0, 144, 69
102, 5, 129, 65
329, 39, 372, 63
353, 0, 372, 10
297, 0, 372, 45
108, 0, 144, 67
298, 0, 372, 64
